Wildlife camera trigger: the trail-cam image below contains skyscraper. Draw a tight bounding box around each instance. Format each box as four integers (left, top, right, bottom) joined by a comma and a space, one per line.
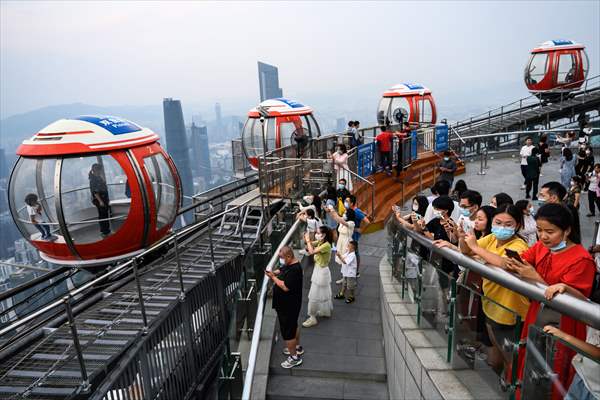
0, 147, 7, 181
215, 102, 223, 137
258, 61, 283, 101
163, 98, 194, 205
190, 123, 212, 185
336, 118, 346, 133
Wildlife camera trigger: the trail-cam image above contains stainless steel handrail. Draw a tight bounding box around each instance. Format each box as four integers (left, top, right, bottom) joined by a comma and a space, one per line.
396, 223, 600, 329
449, 127, 600, 142
242, 219, 301, 400
0, 194, 261, 338
340, 165, 375, 217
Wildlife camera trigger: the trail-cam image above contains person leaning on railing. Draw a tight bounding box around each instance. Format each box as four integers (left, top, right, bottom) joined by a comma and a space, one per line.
483, 203, 595, 400
454, 204, 530, 377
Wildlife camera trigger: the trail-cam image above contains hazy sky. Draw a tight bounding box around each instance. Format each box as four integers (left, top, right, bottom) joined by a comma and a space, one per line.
1, 1, 599, 120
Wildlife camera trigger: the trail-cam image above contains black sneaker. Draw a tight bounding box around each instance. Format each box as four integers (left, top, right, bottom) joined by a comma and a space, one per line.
345, 297, 355, 304
334, 293, 345, 300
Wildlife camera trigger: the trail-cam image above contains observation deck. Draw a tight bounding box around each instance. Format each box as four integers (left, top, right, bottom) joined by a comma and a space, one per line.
1, 81, 600, 399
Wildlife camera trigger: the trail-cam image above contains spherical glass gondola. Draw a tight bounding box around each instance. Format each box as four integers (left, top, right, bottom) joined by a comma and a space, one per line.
377, 83, 437, 128
241, 98, 321, 169
8, 115, 181, 266
524, 39, 589, 97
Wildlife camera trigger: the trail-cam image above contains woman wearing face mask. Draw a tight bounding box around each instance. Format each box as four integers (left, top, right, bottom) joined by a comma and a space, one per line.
561, 148, 576, 191
515, 200, 537, 247
324, 186, 339, 242
503, 204, 595, 400
459, 204, 530, 376
331, 144, 352, 192
393, 195, 429, 228
302, 226, 334, 328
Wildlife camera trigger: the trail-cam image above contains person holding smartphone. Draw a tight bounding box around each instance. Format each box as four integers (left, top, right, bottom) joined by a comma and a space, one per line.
458, 204, 530, 377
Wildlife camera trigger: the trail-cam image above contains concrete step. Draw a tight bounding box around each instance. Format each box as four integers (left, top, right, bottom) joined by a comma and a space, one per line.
266, 375, 388, 400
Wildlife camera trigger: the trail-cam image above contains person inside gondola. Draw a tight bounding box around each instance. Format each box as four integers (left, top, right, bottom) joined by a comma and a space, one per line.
89, 163, 111, 237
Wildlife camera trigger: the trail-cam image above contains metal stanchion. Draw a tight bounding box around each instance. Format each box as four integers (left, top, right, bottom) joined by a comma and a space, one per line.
63, 295, 90, 392
132, 258, 149, 333
173, 234, 186, 299
208, 204, 216, 268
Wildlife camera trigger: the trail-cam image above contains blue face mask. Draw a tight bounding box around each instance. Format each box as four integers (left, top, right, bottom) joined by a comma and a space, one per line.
549, 241, 567, 252
459, 207, 471, 217
443, 157, 450, 161
338, 184, 345, 190
491, 225, 515, 241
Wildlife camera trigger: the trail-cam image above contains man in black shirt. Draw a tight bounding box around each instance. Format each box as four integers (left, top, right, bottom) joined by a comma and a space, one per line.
89, 163, 111, 237
266, 246, 304, 368
336, 179, 350, 202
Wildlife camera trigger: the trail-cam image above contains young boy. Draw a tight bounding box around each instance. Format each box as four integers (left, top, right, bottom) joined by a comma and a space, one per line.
334, 240, 358, 303
24, 193, 55, 241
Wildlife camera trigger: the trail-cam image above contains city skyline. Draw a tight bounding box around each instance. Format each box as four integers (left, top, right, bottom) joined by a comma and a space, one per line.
258, 61, 283, 102
1, 2, 598, 121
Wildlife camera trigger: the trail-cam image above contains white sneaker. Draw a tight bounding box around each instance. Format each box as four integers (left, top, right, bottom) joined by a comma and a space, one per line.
281, 355, 303, 369
302, 316, 318, 328
335, 278, 344, 284
520, 185, 526, 190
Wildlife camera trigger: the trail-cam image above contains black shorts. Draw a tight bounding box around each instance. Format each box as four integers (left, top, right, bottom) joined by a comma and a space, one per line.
486, 317, 519, 349
276, 308, 300, 341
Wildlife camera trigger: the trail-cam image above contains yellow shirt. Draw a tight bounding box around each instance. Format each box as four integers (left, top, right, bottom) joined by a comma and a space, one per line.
477, 234, 530, 325
311, 240, 332, 267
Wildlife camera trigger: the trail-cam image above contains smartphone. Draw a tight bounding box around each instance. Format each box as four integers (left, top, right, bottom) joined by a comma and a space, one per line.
413, 213, 422, 220
505, 249, 523, 263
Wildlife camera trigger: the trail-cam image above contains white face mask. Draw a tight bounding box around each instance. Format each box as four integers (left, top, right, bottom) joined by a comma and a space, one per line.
315, 233, 324, 240
303, 195, 313, 204
412, 203, 419, 211
432, 210, 444, 219
343, 213, 348, 221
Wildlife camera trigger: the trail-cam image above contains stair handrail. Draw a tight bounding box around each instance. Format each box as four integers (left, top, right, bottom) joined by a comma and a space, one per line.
242, 218, 302, 400
451, 74, 600, 131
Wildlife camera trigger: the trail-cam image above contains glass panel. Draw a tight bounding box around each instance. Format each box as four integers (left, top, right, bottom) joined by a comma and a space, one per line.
61, 154, 130, 244
278, 118, 300, 148
9, 157, 59, 241
557, 53, 576, 84
420, 98, 433, 124
526, 53, 548, 85
582, 50, 589, 78
144, 153, 177, 230
265, 118, 276, 153
40, 158, 58, 228
241, 118, 264, 159
390, 97, 410, 124
307, 114, 321, 137
378, 97, 392, 125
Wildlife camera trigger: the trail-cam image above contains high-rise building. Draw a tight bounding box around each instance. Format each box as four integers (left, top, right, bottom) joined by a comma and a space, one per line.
215, 102, 223, 136
336, 118, 346, 133
258, 61, 283, 101
0, 147, 7, 181
163, 98, 194, 205
190, 123, 212, 185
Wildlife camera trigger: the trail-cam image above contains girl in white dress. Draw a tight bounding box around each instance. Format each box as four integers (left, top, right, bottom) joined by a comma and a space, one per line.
302, 226, 334, 327
331, 144, 353, 192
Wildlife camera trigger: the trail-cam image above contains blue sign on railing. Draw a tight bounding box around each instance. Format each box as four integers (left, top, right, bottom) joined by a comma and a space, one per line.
434, 125, 449, 152
357, 142, 375, 177
411, 130, 418, 160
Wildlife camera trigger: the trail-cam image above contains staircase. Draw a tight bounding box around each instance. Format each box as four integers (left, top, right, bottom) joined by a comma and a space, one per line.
355, 152, 465, 233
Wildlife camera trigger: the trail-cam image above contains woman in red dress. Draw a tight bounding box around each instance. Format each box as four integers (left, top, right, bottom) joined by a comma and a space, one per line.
505, 203, 596, 400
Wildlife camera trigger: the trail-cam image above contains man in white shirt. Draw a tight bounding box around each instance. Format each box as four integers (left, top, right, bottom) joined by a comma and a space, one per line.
424, 180, 461, 223
520, 137, 534, 190
456, 190, 482, 234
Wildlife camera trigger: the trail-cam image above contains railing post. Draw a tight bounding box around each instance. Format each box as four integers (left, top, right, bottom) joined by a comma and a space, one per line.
208, 205, 216, 268
477, 141, 485, 175
63, 295, 90, 392
238, 206, 246, 254
173, 234, 186, 299
132, 258, 149, 333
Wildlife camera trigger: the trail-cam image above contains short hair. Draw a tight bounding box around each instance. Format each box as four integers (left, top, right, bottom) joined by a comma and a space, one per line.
432, 195, 454, 214
436, 180, 451, 196
460, 190, 482, 207
348, 240, 358, 249
279, 246, 294, 259
24, 193, 38, 205
525, 136, 533, 142
348, 121, 354, 127
541, 181, 567, 201
306, 208, 315, 218
530, 147, 540, 156
339, 178, 347, 184
443, 150, 452, 157
348, 194, 357, 206
355, 120, 360, 125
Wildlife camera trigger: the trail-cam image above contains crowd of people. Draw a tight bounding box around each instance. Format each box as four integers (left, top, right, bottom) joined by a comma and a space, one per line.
393, 174, 599, 400
266, 174, 370, 369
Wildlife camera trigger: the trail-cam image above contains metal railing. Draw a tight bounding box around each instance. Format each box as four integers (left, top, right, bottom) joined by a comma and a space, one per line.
242, 219, 301, 400
386, 217, 600, 398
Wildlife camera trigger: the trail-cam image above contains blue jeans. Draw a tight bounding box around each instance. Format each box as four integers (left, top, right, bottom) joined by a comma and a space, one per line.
34, 223, 50, 238
565, 373, 595, 400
